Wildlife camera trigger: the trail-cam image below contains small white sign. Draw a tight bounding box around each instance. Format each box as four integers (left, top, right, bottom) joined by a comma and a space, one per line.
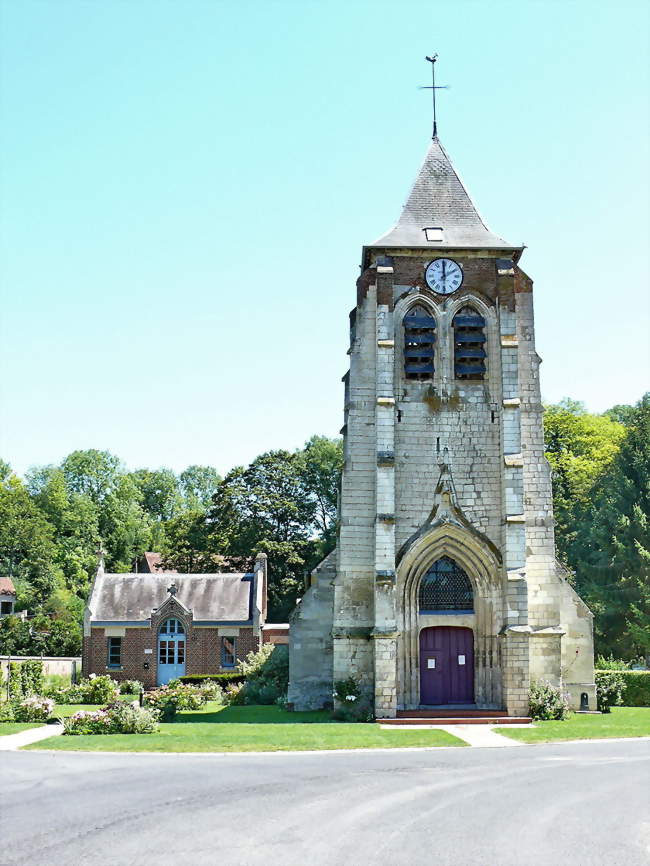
144, 648, 153, 655
458, 655, 466, 665
427, 658, 436, 669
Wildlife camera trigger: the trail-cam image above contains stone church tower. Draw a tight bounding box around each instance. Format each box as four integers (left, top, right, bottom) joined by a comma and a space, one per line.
288, 135, 595, 718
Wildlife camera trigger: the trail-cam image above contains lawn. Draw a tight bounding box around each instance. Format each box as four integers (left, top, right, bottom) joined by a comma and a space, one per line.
500, 707, 650, 743
0, 722, 43, 736
25, 703, 465, 752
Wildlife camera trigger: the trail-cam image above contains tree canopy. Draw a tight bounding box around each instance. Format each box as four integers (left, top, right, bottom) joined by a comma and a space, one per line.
1, 394, 647, 662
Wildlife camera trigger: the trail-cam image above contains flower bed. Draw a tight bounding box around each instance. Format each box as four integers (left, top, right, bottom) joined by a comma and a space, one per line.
62, 702, 159, 735
143, 681, 223, 721
0, 695, 54, 723
47, 674, 119, 705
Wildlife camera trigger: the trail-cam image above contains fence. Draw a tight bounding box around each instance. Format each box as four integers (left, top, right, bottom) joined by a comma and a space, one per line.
0, 655, 81, 684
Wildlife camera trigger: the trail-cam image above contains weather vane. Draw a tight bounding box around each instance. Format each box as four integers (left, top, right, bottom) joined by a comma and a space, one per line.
420, 54, 449, 139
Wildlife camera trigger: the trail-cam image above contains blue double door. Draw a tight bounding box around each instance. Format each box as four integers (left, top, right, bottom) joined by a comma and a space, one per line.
157, 618, 186, 684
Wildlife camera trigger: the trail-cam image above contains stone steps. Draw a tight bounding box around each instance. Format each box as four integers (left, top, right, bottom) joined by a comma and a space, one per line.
380, 714, 531, 726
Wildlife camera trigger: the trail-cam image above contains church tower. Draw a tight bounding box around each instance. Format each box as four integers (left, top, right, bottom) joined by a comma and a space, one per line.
288, 131, 596, 719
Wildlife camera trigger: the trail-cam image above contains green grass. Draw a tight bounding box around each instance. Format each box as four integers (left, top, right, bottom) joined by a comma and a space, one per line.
500, 707, 650, 743
0, 722, 43, 735
25, 703, 465, 752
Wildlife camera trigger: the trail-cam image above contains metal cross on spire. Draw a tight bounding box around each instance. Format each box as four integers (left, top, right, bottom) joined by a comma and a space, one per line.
420, 54, 449, 139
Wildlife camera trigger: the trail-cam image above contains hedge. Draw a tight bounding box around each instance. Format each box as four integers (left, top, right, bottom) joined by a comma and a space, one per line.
179, 673, 246, 687
596, 670, 650, 707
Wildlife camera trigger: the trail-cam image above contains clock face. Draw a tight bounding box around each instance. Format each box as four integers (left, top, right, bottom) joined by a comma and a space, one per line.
425, 258, 463, 295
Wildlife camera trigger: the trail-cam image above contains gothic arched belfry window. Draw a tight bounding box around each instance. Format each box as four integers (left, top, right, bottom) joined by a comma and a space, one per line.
404, 305, 436, 381
418, 556, 474, 613
453, 306, 486, 380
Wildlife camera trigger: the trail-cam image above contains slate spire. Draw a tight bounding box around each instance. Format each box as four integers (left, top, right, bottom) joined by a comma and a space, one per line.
369, 138, 517, 250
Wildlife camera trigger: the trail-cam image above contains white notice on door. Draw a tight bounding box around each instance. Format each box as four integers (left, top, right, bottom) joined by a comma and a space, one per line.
427, 658, 436, 669
458, 655, 466, 665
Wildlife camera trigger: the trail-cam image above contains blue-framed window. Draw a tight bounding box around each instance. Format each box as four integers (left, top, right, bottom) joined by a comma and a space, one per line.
107, 636, 122, 667
221, 636, 236, 668
418, 557, 474, 613
159, 618, 185, 634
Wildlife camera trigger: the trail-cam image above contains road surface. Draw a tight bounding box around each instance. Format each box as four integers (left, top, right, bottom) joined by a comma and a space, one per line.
1, 739, 649, 865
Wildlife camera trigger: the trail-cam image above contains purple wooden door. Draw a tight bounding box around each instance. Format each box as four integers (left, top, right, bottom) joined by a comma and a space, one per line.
419, 626, 474, 705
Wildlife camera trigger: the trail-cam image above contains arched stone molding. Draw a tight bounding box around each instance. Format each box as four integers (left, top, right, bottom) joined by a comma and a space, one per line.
394, 293, 441, 395
396, 519, 506, 709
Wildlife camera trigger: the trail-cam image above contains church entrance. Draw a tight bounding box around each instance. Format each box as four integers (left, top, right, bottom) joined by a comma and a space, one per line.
419, 626, 474, 705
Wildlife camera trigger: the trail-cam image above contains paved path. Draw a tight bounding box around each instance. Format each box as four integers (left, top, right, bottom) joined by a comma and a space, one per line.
378, 722, 526, 747
1, 738, 648, 865
0, 723, 63, 751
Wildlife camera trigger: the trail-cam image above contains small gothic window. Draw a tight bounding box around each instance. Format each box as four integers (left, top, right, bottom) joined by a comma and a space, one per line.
404, 305, 436, 381
453, 306, 486, 380
159, 617, 184, 635
418, 556, 474, 612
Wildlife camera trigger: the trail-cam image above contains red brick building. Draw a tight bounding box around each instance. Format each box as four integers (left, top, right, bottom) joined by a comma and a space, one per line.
83, 552, 271, 687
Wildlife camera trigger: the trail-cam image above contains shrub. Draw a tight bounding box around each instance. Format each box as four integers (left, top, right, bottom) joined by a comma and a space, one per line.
84, 674, 119, 704
119, 680, 143, 695
144, 689, 178, 722
48, 675, 119, 705
8, 663, 21, 699
143, 683, 205, 721
8, 660, 44, 699
236, 645, 289, 705
103, 702, 159, 734
528, 680, 570, 721
46, 684, 85, 703
595, 655, 633, 671
596, 670, 650, 707
224, 682, 244, 705
62, 709, 113, 735
13, 696, 54, 723
595, 671, 627, 712
198, 681, 225, 703
43, 673, 72, 692
62, 703, 159, 735
331, 677, 371, 722
179, 673, 246, 687
0, 701, 15, 722
615, 671, 650, 706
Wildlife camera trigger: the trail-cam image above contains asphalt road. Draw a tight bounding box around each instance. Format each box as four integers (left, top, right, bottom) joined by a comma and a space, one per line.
1, 739, 649, 866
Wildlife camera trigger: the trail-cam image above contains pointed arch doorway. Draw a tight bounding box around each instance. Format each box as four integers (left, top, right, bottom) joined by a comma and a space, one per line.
419, 626, 474, 705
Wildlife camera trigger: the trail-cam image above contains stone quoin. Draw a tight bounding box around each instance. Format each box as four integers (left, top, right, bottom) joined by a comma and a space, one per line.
287, 133, 596, 719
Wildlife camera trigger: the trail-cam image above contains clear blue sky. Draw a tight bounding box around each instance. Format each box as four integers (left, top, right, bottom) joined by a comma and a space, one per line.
1, 0, 648, 479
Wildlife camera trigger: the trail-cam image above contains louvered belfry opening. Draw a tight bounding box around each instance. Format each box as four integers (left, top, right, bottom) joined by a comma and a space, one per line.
418, 556, 474, 613
453, 306, 486, 380
404, 305, 436, 380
